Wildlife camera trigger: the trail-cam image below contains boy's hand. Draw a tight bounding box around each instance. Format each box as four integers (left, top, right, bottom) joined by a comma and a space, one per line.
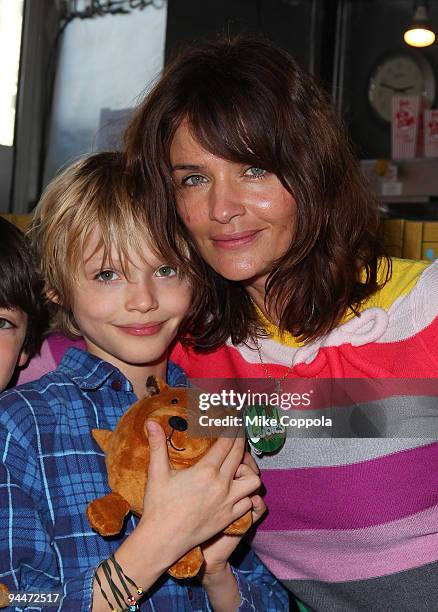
139, 421, 261, 567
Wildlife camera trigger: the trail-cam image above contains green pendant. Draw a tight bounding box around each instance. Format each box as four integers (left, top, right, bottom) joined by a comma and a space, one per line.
245, 404, 286, 454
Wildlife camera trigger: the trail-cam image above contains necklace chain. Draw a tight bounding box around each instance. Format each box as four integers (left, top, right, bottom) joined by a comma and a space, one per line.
253, 336, 294, 392
250, 296, 295, 391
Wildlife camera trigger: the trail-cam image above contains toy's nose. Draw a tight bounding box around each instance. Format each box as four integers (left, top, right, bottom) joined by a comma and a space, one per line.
168, 416, 188, 431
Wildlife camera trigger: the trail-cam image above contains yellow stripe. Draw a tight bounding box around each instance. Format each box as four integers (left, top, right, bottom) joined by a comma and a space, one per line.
257, 258, 431, 347
363, 257, 430, 311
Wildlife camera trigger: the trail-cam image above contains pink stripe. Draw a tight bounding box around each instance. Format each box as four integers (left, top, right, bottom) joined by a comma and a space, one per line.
174, 321, 438, 379
252, 505, 438, 581
259, 443, 438, 530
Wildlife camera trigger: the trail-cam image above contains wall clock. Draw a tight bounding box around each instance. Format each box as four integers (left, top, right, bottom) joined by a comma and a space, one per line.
368, 53, 436, 122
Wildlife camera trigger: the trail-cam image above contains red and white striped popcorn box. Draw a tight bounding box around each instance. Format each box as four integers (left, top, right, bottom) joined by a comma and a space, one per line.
424, 109, 438, 158
391, 96, 422, 159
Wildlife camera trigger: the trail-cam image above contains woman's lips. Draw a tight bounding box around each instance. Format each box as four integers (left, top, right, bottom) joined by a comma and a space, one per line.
116, 322, 164, 336
210, 230, 262, 249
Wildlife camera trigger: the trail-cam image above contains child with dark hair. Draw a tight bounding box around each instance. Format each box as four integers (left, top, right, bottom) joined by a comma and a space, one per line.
0, 217, 47, 390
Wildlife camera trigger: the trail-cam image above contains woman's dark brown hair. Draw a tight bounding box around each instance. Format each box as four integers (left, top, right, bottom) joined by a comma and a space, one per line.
125, 35, 390, 351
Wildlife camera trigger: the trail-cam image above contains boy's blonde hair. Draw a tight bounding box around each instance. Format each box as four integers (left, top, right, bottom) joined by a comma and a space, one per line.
30, 151, 185, 337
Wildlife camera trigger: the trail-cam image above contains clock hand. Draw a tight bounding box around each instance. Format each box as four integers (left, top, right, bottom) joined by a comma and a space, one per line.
397, 85, 415, 93
380, 82, 398, 91
380, 83, 416, 93
380, 83, 415, 93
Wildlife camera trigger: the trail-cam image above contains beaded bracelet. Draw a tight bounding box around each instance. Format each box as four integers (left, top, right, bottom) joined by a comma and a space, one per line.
109, 554, 144, 611
95, 556, 144, 612
95, 562, 121, 612
102, 559, 127, 610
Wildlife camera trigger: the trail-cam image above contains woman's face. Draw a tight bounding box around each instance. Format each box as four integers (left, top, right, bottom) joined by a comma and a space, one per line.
170, 121, 297, 289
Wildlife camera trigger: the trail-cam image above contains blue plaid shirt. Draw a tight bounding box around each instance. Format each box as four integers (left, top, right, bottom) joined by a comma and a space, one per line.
0, 348, 288, 611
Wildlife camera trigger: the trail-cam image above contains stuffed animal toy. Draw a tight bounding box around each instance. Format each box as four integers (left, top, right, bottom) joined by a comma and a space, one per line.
0, 583, 9, 608
87, 376, 252, 579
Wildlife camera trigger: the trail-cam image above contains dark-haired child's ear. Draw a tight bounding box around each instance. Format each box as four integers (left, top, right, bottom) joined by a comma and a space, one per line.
18, 350, 28, 368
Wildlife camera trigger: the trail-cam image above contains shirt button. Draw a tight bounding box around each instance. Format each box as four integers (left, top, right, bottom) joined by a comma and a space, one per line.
111, 379, 122, 391
187, 587, 193, 600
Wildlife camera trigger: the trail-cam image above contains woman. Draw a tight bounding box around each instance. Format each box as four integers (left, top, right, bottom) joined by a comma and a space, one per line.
125, 36, 438, 611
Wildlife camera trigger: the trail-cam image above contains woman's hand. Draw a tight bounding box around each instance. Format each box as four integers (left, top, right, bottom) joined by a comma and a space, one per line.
138, 421, 261, 567
200, 451, 266, 577
198, 451, 266, 612
201, 493, 266, 575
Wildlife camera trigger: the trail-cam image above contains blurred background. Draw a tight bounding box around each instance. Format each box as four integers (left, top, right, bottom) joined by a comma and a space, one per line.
1, 0, 438, 260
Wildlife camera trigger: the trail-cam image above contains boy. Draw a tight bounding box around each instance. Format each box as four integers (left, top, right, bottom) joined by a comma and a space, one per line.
0, 216, 47, 391
0, 152, 288, 611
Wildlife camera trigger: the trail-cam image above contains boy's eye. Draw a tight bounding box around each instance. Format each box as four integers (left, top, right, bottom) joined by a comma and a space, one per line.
96, 270, 119, 282
244, 167, 267, 178
0, 318, 14, 330
155, 265, 177, 278
181, 175, 207, 187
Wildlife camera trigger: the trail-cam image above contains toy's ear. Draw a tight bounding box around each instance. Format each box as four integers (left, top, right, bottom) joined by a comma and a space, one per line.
145, 376, 168, 396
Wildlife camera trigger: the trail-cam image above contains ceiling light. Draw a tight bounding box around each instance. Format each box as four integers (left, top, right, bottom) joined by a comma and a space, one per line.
404, 1, 436, 48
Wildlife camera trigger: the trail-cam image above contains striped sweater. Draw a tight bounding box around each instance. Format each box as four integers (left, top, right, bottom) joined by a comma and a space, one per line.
171, 258, 438, 611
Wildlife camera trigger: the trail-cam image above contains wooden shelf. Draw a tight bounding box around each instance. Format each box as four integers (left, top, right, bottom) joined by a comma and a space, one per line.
361, 158, 438, 203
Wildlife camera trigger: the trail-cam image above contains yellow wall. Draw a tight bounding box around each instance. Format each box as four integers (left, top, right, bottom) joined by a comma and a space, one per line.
0, 214, 32, 232
382, 219, 438, 262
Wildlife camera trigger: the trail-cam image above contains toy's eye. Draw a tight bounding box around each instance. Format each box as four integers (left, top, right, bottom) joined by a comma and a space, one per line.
171, 398, 178, 404
168, 416, 187, 431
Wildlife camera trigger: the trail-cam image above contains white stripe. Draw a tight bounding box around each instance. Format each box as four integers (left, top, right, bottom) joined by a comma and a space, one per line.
79, 360, 105, 382
39, 450, 104, 459
3, 433, 19, 589
83, 390, 100, 428
52, 540, 64, 584
229, 261, 438, 367
21, 564, 59, 581
230, 308, 389, 367
16, 392, 55, 525
253, 437, 435, 469
36, 381, 76, 393
380, 259, 438, 343
53, 531, 96, 540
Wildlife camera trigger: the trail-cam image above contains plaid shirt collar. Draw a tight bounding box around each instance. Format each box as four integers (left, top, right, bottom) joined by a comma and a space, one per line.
56, 347, 129, 391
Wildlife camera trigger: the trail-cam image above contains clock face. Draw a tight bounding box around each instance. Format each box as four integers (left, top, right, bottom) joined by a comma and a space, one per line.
368, 55, 436, 122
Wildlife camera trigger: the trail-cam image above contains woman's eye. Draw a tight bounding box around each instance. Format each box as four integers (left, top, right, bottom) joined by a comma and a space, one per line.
182, 175, 207, 187
155, 265, 177, 278
0, 318, 14, 330
245, 167, 267, 178
96, 270, 119, 283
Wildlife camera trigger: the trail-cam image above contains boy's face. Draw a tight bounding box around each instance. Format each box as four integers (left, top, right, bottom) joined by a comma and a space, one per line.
0, 307, 28, 391
70, 229, 191, 373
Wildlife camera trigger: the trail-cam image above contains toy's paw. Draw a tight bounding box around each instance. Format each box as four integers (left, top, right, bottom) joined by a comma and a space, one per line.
167, 546, 204, 579
0, 583, 9, 608
223, 509, 252, 536
87, 493, 130, 536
